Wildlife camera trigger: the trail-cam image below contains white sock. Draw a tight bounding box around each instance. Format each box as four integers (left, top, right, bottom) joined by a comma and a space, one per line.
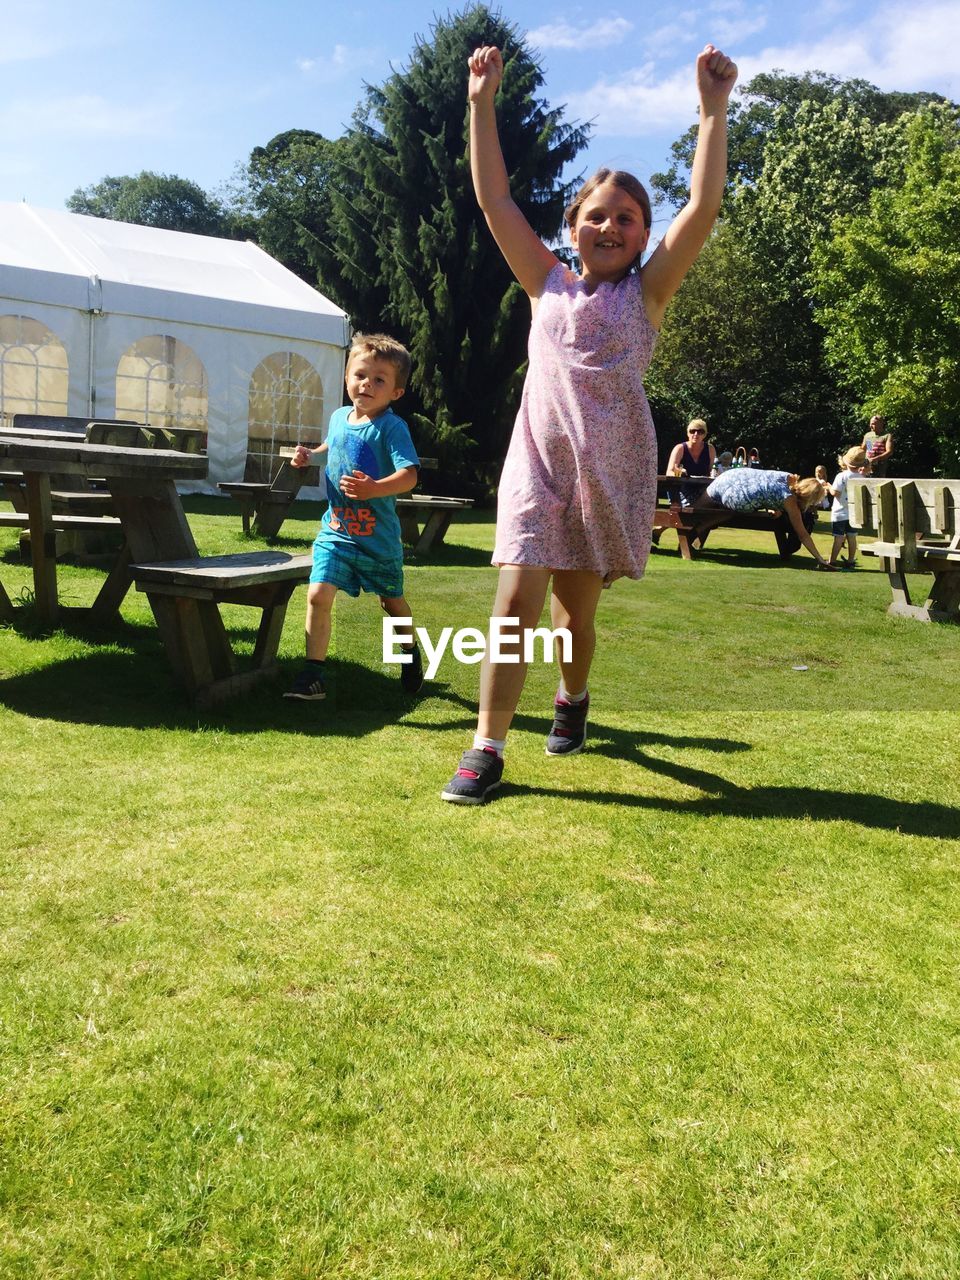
473, 734, 506, 757
558, 684, 587, 704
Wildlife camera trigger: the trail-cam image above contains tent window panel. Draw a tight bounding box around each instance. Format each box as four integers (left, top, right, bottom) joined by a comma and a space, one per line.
0, 315, 69, 426
246, 352, 324, 483
116, 335, 208, 432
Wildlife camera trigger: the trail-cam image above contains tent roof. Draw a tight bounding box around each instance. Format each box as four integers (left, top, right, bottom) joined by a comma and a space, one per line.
0, 202, 350, 346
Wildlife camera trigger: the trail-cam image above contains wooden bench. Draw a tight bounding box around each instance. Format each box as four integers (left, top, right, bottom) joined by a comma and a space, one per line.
219, 452, 315, 538
217, 451, 474, 553
850, 477, 960, 622
85, 421, 206, 453
130, 551, 312, 704
397, 493, 474, 555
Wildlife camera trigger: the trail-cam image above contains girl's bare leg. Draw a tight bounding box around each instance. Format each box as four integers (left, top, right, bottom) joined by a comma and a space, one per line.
550, 569, 605, 694
477, 566, 552, 741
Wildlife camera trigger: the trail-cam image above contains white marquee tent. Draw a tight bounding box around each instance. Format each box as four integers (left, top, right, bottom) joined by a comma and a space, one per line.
0, 202, 350, 491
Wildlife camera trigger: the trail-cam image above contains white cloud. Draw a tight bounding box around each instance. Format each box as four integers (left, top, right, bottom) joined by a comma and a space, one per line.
0, 95, 172, 139
527, 17, 634, 51
565, 64, 699, 134
711, 13, 768, 46
297, 44, 380, 77
566, 0, 959, 139
734, 1, 960, 91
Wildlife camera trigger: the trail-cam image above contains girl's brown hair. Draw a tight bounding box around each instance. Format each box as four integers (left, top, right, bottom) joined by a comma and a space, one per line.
564, 168, 652, 232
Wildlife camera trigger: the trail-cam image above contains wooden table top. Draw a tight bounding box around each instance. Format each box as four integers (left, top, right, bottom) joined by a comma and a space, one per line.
0, 435, 208, 480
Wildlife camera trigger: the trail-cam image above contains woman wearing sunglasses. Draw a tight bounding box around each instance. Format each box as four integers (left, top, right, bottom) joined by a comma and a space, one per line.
665, 418, 716, 508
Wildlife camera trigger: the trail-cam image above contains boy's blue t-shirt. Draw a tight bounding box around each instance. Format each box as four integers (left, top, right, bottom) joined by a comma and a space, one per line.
319, 405, 419, 562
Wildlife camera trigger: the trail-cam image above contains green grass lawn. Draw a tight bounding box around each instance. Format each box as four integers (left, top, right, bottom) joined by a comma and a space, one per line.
1, 501, 958, 1279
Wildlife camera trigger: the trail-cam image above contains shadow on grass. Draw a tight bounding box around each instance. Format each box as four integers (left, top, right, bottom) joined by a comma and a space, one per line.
404, 542, 493, 569
651, 541, 813, 572
0, 629, 474, 738
585, 719, 960, 837
505, 777, 960, 837
426, 711, 960, 838
3, 617, 956, 837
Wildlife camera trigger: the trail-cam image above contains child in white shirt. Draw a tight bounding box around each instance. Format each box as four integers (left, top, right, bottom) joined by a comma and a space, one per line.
826, 446, 868, 568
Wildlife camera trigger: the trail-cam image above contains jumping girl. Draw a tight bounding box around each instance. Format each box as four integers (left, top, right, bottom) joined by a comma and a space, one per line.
441, 41, 738, 804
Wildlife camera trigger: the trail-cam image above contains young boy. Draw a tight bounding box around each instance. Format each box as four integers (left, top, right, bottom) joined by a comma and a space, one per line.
826, 446, 868, 568
284, 333, 423, 700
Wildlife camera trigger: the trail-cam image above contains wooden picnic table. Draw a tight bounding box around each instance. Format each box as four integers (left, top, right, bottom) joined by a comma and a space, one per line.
651, 474, 808, 560
0, 433, 207, 627
0, 433, 311, 702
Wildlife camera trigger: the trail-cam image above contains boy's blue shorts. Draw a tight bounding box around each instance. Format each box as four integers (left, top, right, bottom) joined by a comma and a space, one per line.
310, 537, 404, 598
831, 518, 855, 537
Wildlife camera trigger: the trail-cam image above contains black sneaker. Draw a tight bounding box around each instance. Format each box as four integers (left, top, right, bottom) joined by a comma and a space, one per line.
400, 643, 424, 694
440, 747, 504, 805
545, 694, 589, 755
283, 664, 326, 700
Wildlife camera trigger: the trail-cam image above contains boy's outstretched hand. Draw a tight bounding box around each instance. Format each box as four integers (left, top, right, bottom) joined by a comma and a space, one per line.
697, 44, 738, 109
468, 45, 503, 103
340, 470, 377, 499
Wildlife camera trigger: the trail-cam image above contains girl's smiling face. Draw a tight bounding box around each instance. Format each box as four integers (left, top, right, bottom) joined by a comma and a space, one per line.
570, 180, 650, 285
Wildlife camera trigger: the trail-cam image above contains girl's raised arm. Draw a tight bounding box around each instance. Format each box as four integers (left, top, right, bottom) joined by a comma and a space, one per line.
468, 46, 559, 300
641, 44, 738, 330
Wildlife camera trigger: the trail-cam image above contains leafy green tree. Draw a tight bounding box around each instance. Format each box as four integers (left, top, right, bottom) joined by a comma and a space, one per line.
651, 70, 942, 210
646, 222, 854, 471
67, 171, 231, 236
813, 106, 960, 475
733, 96, 898, 297
298, 4, 589, 481
236, 130, 349, 282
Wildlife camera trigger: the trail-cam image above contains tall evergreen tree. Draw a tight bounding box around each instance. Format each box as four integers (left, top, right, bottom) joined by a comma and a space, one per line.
306, 5, 589, 484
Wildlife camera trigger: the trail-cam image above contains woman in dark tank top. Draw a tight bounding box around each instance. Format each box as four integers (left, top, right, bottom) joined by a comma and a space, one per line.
665, 418, 716, 506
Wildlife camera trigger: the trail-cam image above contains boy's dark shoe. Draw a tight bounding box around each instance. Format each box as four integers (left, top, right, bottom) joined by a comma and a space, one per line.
440, 747, 503, 805
545, 694, 589, 756
400, 643, 424, 694
283, 664, 327, 701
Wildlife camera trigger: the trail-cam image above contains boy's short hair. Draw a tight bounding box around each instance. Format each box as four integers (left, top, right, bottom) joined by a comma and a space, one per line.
348, 332, 412, 390
840, 446, 868, 469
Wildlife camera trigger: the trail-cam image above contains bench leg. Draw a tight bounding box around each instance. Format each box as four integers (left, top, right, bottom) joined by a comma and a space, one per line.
399, 512, 421, 546
884, 559, 917, 618
414, 511, 454, 556
676, 528, 696, 560
252, 583, 297, 669
24, 472, 58, 625
253, 499, 292, 540
89, 543, 133, 625
146, 594, 235, 697
924, 569, 960, 623
0, 579, 13, 623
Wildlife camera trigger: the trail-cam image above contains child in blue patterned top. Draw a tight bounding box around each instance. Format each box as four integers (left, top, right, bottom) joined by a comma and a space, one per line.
284, 333, 423, 701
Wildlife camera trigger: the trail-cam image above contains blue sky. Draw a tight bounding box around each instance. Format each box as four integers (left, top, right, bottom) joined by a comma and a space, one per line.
3, 0, 958, 234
